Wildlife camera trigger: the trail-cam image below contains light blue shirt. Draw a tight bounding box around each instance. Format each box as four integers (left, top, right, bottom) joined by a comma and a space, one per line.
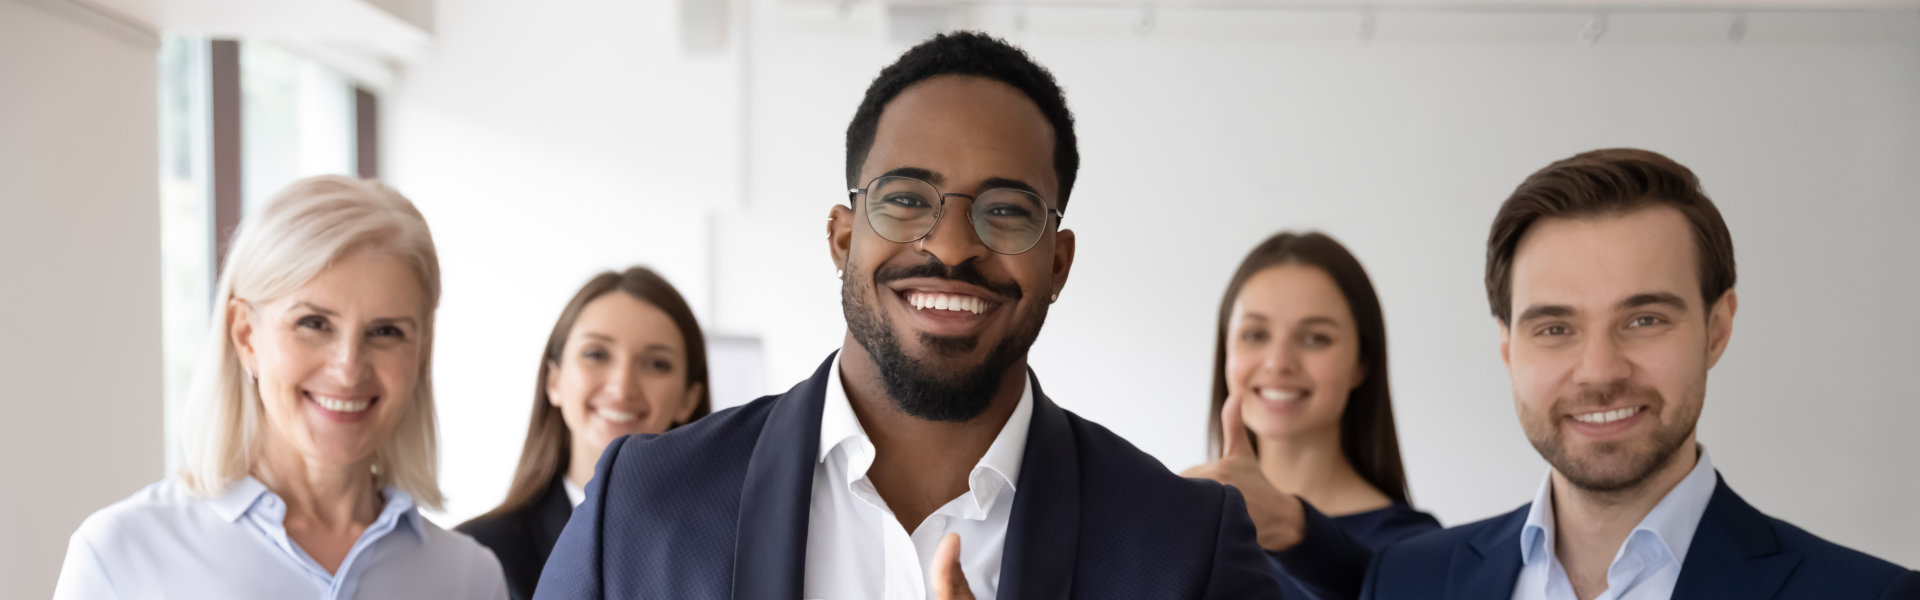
1511, 448, 1719, 600
54, 477, 508, 600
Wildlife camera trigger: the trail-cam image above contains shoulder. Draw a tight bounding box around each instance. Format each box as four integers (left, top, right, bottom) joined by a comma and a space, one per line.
596, 394, 775, 492
1056, 408, 1256, 557
454, 508, 526, 558
1062, 409, 1230, 508
583, 393, 783, 532
1765, 515, 1919, 594
71, 478, 215, 546
1373, 505, 1524, 573
1341, 503, 1445, 548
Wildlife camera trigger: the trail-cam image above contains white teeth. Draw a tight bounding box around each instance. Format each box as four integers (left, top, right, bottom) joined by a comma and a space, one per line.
313, 395, 371, 413
1259, 388, 1304, 402
596, 407, 638, 423
908, 292, 986, 315
1573, 407, 1640, 424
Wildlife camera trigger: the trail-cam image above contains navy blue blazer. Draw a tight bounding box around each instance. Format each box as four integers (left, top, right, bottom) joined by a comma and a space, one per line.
533, 354, 1284, 599
1359, 476, 1920, 599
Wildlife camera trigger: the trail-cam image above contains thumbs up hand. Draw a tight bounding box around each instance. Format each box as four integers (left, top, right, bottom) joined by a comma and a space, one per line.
932, 533, 976, 600
1180, 391, 1307, 552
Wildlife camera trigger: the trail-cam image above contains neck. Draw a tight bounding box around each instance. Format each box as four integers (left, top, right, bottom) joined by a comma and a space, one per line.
567, 439, 600, 489
1255, 426, 1390, 516
252, 436, 381, 530
1550, 438, 1700, 591
838, 336, 1025, 531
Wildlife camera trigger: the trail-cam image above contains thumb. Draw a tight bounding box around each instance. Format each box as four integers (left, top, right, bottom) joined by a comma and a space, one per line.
1220, 390, 1256, 460
931, 533, 975, 600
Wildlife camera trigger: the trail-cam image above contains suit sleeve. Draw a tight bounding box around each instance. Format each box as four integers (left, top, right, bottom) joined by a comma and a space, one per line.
531, 435, 629, 600
1204, 486, 1288, 599
1268, 500, 1374, 600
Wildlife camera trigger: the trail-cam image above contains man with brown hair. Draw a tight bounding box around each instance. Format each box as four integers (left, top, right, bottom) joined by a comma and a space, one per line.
1350, 148, 1920, 599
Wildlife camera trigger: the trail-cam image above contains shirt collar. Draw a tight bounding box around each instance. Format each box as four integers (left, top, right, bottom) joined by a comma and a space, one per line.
1519, 446, 1720, 567
818, 355, 1034, 516
209, 475, 425, 540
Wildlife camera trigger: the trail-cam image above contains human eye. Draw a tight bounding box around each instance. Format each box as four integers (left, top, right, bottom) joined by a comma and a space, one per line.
296, 315, 329, 332
882, 192, 931, 209
369, 324, 406, 339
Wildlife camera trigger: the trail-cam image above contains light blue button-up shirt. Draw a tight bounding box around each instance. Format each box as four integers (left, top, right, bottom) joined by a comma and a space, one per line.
1511, 448, 1719, 600
54, 477, 507, 600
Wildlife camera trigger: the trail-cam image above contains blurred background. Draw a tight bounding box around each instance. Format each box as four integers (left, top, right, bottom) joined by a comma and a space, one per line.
3, 0, 1917, 596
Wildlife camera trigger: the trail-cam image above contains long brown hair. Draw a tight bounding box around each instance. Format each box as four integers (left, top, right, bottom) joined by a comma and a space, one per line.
472, 266, 711, 521
1207, 232, 1412, 505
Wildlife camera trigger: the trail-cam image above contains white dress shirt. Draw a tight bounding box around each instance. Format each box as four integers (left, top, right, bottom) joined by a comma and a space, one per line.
1511, 448, 1719, 600
802, 357, 1034, 600
53, 476, 508, 600
563, 476, 586, 508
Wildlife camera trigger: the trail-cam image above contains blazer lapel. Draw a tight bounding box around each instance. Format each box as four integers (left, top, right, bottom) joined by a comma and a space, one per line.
997, 371, 1082, 598
1671, 475, 1799, 598
730, 354, 834, 599
1448, 505, 1528, 600
532, 474, 574, 564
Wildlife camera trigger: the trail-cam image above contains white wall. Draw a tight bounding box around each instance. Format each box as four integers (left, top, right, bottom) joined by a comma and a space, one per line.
389, 0, 1920, 569
0, 1, 164, 598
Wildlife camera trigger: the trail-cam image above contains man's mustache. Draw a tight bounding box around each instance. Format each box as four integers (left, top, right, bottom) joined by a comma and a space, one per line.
873, 258, 1023, 301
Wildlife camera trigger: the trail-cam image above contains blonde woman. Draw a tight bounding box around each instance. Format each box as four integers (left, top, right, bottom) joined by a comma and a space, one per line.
53, 176, 507, 599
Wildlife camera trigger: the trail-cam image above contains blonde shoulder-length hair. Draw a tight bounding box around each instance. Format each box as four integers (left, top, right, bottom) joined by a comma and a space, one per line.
178, 174, 446, 510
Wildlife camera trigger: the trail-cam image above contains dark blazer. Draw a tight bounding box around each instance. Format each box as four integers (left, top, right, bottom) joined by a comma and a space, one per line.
458, 474, 573, 600
1359, 476, 1920, 600
533, 354, 1284, 599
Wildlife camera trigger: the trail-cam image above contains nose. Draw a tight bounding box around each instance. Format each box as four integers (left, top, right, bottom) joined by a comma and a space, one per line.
604, 362, 644, 403
1262, 340, 1302, 376
326, 336, 370, 383
1572, 333, 1633, 388
917, 195, 993, 265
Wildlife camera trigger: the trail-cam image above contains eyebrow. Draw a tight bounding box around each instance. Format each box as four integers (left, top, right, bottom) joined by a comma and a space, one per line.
294, 301, 337, 316
880, 166, 942, 185
1515, 304, 1575, 324
1620, 292, 1689, 313
296, 302, 415, 327
980, 177, 1042, 198
1297, 316, 1340, 328
581, 333, 680, 354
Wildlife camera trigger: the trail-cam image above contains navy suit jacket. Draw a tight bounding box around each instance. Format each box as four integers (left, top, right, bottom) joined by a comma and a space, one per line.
1359, 476, 1920, 599
533, 354, 1284, 599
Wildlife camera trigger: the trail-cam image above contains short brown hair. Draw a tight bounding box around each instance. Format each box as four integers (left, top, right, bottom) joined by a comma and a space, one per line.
1485, 148, 1737, 324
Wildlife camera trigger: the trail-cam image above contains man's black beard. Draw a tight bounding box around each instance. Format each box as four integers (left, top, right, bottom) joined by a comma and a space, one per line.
842, 255, 1045, 422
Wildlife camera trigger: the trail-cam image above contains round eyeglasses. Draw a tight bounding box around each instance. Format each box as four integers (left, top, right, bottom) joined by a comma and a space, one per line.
848, 175, 1065, 255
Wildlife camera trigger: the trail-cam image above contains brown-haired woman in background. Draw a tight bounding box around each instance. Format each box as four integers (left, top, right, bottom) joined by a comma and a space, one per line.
458, 266, 711, 600
1183, 231, 1439, 599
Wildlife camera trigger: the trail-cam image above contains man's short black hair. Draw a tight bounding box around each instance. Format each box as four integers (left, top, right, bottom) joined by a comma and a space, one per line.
844, 31, 1081, 211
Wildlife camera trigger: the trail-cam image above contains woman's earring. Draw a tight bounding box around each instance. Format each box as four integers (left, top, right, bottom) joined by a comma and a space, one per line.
243, 366, 257, 384
1050, 293, 1059, 303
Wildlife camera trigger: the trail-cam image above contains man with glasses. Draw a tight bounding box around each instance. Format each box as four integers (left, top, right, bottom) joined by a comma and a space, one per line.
535, 31, 1282, 599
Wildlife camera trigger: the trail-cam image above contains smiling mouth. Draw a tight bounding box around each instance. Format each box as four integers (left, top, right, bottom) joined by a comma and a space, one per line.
594, 406, 640, 424
904, 290, 990, 315
306, 391, 376, 414
1256, 387, 1309, 403
1571, 406, 1642, 424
